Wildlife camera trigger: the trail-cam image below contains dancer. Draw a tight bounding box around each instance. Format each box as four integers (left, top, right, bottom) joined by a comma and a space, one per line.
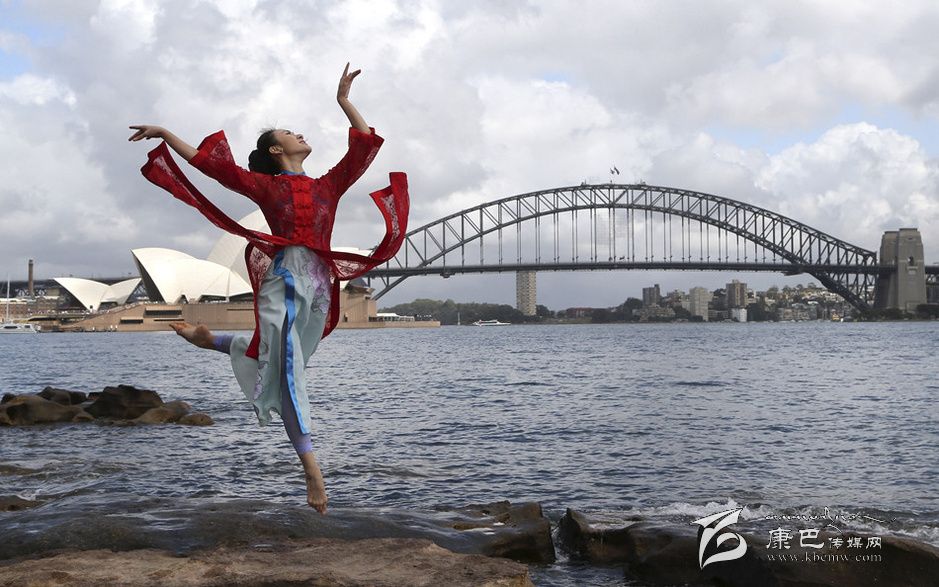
129, 63, 409, 514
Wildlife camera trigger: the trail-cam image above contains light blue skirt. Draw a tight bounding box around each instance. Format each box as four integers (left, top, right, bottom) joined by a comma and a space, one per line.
228, 246, 332, 433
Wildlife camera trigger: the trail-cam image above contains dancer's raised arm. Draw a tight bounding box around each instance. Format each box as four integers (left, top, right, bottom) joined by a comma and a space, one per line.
128, 125, 197, 162
337, 62, 369, 134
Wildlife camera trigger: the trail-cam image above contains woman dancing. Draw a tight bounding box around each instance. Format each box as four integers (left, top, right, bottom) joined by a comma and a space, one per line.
129, 63, 409, 515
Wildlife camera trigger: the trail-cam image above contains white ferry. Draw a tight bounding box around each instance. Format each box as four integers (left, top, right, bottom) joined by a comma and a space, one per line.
472, 319, 511, 326
1, 279, 39, 334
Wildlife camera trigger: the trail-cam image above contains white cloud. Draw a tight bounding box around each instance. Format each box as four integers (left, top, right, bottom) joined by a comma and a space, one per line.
0, 73, 75, 105
756, 123, 939, 251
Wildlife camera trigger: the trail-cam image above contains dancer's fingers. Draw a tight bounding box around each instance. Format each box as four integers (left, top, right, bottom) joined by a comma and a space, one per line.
350, 69, 361, 80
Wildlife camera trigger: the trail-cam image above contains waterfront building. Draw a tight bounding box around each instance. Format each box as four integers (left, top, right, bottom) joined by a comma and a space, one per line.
26, 210, 439, 332
642, 283, 661, 307
689, 287, 712, 321
516, 270, 537, 316
633, 305, 675, 321
726, 279, 747, 308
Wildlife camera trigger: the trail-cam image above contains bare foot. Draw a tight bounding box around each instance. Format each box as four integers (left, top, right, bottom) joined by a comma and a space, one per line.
305, 471, 329, 515
300, 452, 329, 515
169, 322, 215, 349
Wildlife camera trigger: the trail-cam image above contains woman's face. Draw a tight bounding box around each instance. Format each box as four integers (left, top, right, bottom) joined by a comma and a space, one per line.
272, 129, 312, 157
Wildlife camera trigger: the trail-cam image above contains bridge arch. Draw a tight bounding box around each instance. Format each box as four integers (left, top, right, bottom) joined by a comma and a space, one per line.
368, 184, 880, 310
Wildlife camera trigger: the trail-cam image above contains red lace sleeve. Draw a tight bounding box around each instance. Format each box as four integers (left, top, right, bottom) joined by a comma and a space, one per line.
318, 127, 384, 200
189, 131, 271, 207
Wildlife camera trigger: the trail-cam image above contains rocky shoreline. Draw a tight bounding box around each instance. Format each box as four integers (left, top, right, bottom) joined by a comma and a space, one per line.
0, 384, 213, 427
0, 538, 534, 587
1, 492, 938, 586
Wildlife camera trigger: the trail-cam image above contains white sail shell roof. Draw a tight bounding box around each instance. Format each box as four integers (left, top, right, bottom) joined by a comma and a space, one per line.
54, 277, 141, 312
131, 247, 250, 303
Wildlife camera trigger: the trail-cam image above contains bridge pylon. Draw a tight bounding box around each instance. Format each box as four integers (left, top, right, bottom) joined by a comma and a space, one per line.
874, 228, 927, 312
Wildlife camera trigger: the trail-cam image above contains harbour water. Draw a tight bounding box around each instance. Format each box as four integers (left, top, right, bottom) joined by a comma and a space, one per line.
1, 322, 937, 585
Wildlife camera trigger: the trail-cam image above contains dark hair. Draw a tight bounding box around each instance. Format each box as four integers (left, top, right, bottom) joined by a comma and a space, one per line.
248, 129, 280, 175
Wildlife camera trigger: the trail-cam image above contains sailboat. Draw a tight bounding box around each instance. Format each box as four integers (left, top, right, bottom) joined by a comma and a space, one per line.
1, 278, 39, 334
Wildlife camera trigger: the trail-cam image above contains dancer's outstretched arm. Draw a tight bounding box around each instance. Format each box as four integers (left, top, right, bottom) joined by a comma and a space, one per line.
128, 125, 197, 162
337, 62, 369, 133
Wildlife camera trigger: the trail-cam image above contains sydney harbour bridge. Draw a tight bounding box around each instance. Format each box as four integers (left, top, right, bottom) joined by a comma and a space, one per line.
365, 183, 936, 312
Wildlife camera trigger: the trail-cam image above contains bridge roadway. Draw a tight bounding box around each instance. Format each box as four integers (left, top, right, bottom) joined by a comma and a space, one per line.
367, 262, 925, 279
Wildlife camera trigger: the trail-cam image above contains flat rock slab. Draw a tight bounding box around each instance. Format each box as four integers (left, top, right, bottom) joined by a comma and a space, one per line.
0, 537, 534, 587
558, 509, 939, 587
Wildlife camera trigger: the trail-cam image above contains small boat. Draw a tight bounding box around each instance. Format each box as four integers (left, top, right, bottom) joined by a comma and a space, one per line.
472, 319, 511, 326
0, 322, 39, 333
1, 278, 39, 334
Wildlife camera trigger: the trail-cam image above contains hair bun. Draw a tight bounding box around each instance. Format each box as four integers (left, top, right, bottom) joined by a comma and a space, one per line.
248, 129, 280, 175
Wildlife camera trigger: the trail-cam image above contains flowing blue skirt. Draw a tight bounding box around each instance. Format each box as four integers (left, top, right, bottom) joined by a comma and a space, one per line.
228, 246, 332, 433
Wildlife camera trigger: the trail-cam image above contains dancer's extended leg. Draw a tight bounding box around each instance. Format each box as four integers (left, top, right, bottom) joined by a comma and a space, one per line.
279, 315, 329, 515
280, 369, 329, 514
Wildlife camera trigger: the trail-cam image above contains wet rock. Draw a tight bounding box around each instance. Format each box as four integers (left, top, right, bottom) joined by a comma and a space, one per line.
134, 400, 191, 424
0, 395, 93, 426
37, 386, 87, 406
0, 537, 535, 587
0, 464, 38, 476
557, 510, 939, 587
85, 385, 163, 420
441, 500, 555, 563
178, 412, 214, 426
0, 496, 42, 512
1, 393, 15, 404
557, 508, 636, 564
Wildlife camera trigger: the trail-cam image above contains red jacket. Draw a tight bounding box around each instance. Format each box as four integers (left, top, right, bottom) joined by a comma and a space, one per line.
141, 127, 409, 359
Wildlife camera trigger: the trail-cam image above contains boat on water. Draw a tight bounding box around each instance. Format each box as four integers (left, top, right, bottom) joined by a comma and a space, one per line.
1, 322, 39, 333
1, 278, 39, 334
472, 319, 511, 326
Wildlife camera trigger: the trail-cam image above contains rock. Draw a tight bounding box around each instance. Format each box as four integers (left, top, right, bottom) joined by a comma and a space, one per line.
0, 496, 42, 512
441, 500, 555, 563
1, 393, 15, 404
0, 464, 38, 476
178, 412, 214, 426
85, 385, 163, 420
556, 508, 636, 564
557, 510, 939, 587
38, 387, 87, 406
0, 395, 93, 426
0, 537, 535, 587
134, 400, 191, 424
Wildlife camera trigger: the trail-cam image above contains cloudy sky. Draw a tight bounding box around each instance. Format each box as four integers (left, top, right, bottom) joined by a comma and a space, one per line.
1, 0, 938, 309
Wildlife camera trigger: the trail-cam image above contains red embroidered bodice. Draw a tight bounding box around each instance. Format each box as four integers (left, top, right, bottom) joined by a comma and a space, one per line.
140, 127, 409, 359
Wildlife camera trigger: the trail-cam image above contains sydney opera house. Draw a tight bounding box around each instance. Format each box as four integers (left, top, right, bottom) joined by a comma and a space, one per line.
43, 211, 429, 332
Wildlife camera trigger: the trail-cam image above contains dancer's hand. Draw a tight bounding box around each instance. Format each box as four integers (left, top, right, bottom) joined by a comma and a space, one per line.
337, 62, 361, 103
128, 125, 197, 161
128, 125, 166, 141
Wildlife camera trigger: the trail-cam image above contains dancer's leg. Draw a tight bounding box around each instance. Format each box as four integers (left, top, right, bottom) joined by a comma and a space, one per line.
281, 367, 312, 455
281, 371, 329, 515
279, 313, 328, 514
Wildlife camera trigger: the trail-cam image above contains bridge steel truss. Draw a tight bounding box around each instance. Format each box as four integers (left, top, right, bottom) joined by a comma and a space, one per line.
367, 184, 883, 310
